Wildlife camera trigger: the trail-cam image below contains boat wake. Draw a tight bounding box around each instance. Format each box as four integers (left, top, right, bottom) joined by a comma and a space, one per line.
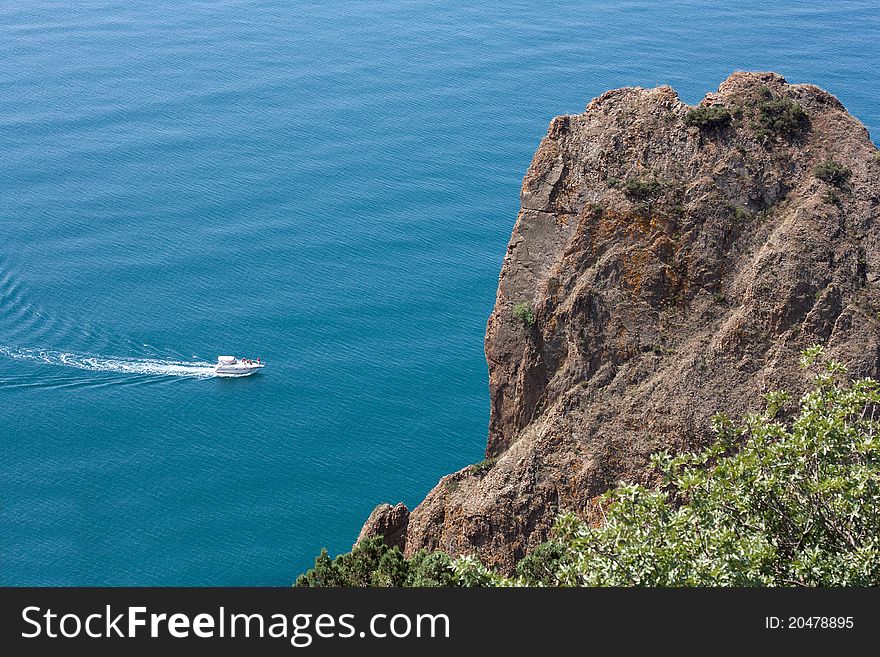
0, 346, 218, 379
0, 258, 245, 382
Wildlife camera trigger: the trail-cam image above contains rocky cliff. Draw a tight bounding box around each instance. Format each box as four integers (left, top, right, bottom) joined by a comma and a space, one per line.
360, 72, 880, 573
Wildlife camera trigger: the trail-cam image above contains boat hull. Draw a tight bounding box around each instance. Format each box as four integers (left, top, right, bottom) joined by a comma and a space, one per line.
215, 364, 264, 376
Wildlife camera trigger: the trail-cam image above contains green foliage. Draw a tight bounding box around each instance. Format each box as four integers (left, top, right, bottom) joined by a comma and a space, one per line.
372, 547, 410, 586
873, 151, 880, 163
684, 105, 732, 130
515, 541, 567, 586
295, 537, 391, 587
506, 348, 880, 586
813, 160, 851, 187
296, 549, 339, 587
405, 551, 458, 587
723, 201, 751, 222
469, 457, 498, 475
444, 478, 460, 493
623, 177, 663, 201
757, 95, 810, 140
512, 301, 535, 328
799, 344, 825, 367
296, 537, 461, 587
762, 390, 791, 419
450, 555, 503, 587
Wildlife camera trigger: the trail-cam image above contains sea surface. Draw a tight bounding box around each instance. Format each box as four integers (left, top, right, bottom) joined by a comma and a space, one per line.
1, 1, 878, 585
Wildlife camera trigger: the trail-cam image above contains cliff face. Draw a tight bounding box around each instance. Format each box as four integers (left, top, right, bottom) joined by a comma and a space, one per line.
360, 72, 880, 573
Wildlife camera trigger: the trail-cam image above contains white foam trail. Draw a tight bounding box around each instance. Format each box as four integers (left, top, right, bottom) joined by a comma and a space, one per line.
0, 346, 218, 379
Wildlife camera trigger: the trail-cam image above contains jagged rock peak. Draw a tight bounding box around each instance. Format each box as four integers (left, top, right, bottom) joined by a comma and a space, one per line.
355, 502, 410, 551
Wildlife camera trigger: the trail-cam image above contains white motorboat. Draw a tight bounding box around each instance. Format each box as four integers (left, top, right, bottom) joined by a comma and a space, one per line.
215, 355, 264, 376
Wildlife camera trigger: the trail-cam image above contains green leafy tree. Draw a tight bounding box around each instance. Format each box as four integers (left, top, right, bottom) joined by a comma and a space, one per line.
450, 555, 501, 587
371, 547, 409, 587
514, 541, 567, 586
405, 551, 457, 587
294, 548, 345, 587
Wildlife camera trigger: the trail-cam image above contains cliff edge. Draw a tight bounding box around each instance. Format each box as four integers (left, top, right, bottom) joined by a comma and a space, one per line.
360, 72, 880, 573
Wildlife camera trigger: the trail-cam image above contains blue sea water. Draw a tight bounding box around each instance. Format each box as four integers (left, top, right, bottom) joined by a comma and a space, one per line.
0, 0, 877, 585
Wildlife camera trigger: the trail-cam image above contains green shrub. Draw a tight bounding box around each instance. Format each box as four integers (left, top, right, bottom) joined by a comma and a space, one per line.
814, 160, 851, 187
684, 105, 732, 130
371, 547, 410, 587
512, 301, 535, 327
757, 95, 810, 140
515, 541, 566, 586
873, 151, 880, 163
296, 537, 460, 587
762, 389, 791, 419
296, 538, 463, 588
469, 457, 498, 475
295, 537, 390, 587
623, 177, 663, 201
405, 551, 457, 587
725, 203, 751, 221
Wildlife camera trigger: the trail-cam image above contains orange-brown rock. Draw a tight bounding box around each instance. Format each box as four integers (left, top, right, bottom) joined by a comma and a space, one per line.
355, 502, 410, 551
360, 72, 880, 574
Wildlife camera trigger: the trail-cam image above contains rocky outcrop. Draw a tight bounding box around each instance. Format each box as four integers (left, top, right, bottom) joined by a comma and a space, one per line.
361, 72, 880, 574
356, 502, 409, 550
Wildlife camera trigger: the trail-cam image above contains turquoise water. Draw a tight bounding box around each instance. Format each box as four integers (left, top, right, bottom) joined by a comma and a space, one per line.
1, 1, 877, 585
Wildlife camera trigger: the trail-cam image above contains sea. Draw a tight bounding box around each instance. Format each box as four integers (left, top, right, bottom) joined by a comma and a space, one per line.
1, 0, 877, 585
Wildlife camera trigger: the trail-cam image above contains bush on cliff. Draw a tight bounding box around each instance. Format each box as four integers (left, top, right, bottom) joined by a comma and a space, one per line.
757, 95, 810, 140
622, 177, 663, 201
512, 301, 535, 327
814, 160, 851, 187
684, 105, 732, 130
295, 537, 458, 587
